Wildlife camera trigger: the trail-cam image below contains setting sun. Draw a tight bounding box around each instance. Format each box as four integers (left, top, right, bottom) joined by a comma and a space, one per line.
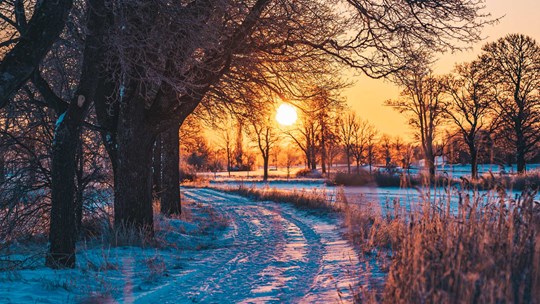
275, 103, 298, 126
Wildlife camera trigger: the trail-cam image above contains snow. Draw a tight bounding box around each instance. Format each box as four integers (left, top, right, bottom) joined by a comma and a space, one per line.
119, 84, 125, 101
210, 179, 539, 215
133, 188, 362, 303
1, 188, 364, 303
55, 112, 66, 128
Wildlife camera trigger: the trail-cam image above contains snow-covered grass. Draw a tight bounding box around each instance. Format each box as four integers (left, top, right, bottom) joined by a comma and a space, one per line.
220, 184, 341, 213
0, 199, 229, 303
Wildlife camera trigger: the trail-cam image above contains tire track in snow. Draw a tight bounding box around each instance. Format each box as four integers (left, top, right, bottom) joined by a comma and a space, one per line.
186, 189, 322, 303
133, 188, 360, 303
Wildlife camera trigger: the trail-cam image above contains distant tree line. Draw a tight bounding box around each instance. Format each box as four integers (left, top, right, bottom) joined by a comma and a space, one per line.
387, 34, 540, 179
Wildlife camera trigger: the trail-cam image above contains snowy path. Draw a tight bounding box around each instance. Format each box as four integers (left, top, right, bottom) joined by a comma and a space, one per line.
133, 188, 360, 303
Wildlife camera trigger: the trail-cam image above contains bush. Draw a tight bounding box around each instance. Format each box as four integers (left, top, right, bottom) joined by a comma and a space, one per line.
462, 171, 540, 192
333, 172, 374, 186
332, 171, 422, 187
295, 168, 323, 178
179, 166, 197, 182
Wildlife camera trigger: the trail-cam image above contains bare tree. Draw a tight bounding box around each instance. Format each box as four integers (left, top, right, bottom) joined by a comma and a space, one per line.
288, 85, 344, 171
443, 60, 491, 179
387, 63, 447, 179
338, 111, 357, 174
214, 118, 236, 177
480, 34, 540, 174
351, 118, 376, 175
366, 129, 378, 174
283, 146, 298, 180
247, 112, 280, 182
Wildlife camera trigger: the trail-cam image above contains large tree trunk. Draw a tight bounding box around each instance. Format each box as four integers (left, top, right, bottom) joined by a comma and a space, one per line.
226, 147, 231, 177
263, 153, 269, 182
0, 153, 4, 184
427, 158, 435, 180
152, 134, 162, 198
346, 151, 351, 174
468, 142, 478, 180
46, 0, 107, 269
321, 135, 327, 175
305, 150, 311, 169
161, 124, 181, 215
516, 137, 526, 174
425, 142, 436, 180
114, 97, 156, 233
75, 140, 85, 235
47, 117, 81, 268
310, 145, 317, 170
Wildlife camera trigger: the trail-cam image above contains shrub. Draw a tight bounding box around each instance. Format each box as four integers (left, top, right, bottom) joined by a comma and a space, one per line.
179, 166, 197, 182
333, 172, 374, 186
295, 168, 323, 178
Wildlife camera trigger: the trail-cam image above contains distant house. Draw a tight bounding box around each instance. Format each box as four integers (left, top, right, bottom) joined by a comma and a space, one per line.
417, 156, 447, 168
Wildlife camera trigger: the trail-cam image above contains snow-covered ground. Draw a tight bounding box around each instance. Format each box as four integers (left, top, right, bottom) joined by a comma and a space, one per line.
1, 188, 363, 303
209, 179, 538, 215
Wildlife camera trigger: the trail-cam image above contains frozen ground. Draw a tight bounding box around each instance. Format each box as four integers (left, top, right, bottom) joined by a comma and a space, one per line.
0, 188, 362, 303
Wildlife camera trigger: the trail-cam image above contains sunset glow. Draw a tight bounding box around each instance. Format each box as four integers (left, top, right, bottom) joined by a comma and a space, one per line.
275, 103, 298, 126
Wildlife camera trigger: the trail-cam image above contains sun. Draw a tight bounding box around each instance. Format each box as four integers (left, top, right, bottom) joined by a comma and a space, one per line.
276, 103, 298, 126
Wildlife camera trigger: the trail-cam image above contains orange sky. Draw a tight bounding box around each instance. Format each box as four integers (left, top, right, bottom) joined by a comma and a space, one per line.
344, 0, 540, 140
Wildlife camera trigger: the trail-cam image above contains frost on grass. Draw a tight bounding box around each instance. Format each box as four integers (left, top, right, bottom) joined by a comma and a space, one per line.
0, 199, 229, 303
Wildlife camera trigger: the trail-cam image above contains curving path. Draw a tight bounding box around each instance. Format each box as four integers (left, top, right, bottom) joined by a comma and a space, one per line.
134, 188, 360, 303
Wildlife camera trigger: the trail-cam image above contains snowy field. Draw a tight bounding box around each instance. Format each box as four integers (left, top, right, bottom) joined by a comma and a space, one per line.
201, 163, 540, 180
0, 188, 365, 303
209, 179, 538, 215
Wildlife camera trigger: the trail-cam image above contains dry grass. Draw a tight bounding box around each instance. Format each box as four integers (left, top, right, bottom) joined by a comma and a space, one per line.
222, 184, 340, 213
378, 190, 540, 303
346, 186, 540, 303
464, 171, 540, 192
330, 171, 457, 188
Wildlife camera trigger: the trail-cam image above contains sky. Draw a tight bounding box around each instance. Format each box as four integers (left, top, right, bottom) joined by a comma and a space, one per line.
343, 0, 540, 140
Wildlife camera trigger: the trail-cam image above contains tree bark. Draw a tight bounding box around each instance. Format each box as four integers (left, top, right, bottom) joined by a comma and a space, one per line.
263, 153, 269, 182
0, 153, 5, 184
346, 151, 351, 174
114, 97, 156, 233
516, 137, 527, 174
161, 124, 181, 215
468, 141, 478, 179
310, 145, 317, 170
152, 134, 162, 198
47, 117, 81, 268
320, 133, 327, 175
46, 0, 107, 269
